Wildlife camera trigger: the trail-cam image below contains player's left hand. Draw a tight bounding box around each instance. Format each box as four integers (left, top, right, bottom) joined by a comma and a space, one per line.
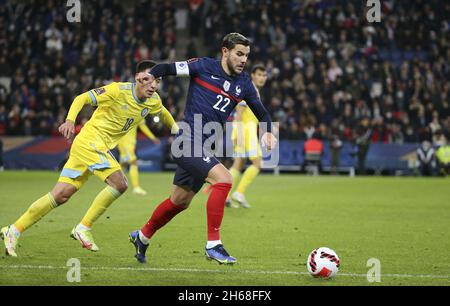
58, 120, 75, 141
152, 138, 161, 145
261, 132, 277, 151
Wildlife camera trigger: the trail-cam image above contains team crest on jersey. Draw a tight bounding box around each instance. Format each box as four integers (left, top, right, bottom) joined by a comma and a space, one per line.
223, 81, 231, 92
141, 108, 149, 117
235, 85, 241, 96
93, 87, 106, 95
176, 62, 187, 70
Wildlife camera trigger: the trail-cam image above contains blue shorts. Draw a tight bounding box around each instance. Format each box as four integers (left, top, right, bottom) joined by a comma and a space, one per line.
172, 154, 220, 193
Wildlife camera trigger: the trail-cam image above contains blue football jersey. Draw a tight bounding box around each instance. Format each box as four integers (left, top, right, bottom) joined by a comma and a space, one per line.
177, 57, 268, 142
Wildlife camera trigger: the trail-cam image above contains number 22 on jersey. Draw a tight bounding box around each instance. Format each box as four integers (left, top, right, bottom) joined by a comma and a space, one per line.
213, 95, 231, 113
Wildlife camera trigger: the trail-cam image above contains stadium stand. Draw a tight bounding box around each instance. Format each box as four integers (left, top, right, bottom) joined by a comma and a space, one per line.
0, 0, 449, 175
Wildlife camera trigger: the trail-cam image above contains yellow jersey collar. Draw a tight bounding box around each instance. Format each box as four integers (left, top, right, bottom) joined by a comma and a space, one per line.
132, 83, 147, 104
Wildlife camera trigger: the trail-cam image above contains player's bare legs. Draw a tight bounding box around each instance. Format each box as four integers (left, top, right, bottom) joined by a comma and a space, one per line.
1, 182, 77, 257
71, 170, 127, 252
105, 170, 128, 193
231, 157, 246, 172
170, 185, 196, 206
51, 182, 79, 204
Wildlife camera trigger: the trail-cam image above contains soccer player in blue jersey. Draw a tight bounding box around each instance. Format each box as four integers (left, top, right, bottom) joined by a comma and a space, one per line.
129, 33, 277, 264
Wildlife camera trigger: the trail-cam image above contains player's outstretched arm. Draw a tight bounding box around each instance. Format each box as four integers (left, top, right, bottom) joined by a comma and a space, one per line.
231, 104, 245, 146
59, 92, 91, 140
147, 59, 202, 81
147, 63, 177, 80
246, 100, 277, 150
159, 106, 179, 134
138, 122, 160, 145
235, 104, 245, 122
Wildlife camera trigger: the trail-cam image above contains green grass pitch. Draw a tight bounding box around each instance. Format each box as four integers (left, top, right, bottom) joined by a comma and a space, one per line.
0, 171, 449, 286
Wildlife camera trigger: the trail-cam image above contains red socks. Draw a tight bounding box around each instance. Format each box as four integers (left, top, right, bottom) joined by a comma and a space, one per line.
207, 183, 232, 241
140, 198, 186, 239
140, 182, 232, 242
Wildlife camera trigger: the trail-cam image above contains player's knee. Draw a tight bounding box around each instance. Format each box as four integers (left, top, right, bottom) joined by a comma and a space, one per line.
232, 159, 244, 171
113, 180, 128, 194
175, 201, 191, 209
170, 196, 191, 208
170, 190, 194, 207
52, 190, 72, 205
217, 171, 233, 185
253, 158, 262, 169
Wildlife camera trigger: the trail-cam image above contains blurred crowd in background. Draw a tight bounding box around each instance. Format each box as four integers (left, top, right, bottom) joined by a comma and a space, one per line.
1, 0, 449, 153
0, 0, 182, 138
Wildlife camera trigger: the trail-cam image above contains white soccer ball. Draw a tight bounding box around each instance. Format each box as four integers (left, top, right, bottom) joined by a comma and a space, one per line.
307, 247, 340, 278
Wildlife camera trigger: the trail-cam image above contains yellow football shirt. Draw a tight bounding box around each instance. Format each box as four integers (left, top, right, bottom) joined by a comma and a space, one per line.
119, 120, 157, 148
119, 125, 139, 148
80, 82, 163, 149
239, 101, 259, 124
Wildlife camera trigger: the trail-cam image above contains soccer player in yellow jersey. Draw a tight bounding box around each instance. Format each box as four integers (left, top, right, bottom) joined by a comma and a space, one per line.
0, 60, 178, 256
228, 65, 268, 208
117, 121, 161, 196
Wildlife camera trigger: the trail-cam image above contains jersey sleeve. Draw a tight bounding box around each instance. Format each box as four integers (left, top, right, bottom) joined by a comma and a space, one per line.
148, 93, 163, 116
87, 82, 119, 107
138, 121, 157, 141
150, 57, 210, 78
243, 82, 272, 131
174, 57, 209, 77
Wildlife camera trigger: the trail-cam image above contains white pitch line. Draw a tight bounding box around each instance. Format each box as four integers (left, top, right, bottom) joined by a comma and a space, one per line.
0, 264, 448, 280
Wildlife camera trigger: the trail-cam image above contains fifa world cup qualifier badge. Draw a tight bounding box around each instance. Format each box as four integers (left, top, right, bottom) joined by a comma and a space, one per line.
141, 108, 149, 117
93, 87, 106, 95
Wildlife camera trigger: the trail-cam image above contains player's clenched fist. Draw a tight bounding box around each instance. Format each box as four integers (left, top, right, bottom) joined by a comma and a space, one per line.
58, 120, 75, 140
261, 132, 277, 151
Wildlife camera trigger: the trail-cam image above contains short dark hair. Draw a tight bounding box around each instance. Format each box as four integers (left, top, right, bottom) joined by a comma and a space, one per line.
222, 33, 250, 50
251, 64, 266, 74
136, 60, 157, 73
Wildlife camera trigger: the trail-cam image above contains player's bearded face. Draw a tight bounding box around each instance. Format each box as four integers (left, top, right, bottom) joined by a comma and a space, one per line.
226, 45, 250, 75
135, 71, 161, 98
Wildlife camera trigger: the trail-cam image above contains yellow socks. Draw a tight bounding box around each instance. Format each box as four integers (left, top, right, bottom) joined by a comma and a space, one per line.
129, 164, 139, 188
12, 186, 122, 233
14, 193, 58, 233
230, 167, 241, 190
237, 165, 260, 194
80, 186, 121, 228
